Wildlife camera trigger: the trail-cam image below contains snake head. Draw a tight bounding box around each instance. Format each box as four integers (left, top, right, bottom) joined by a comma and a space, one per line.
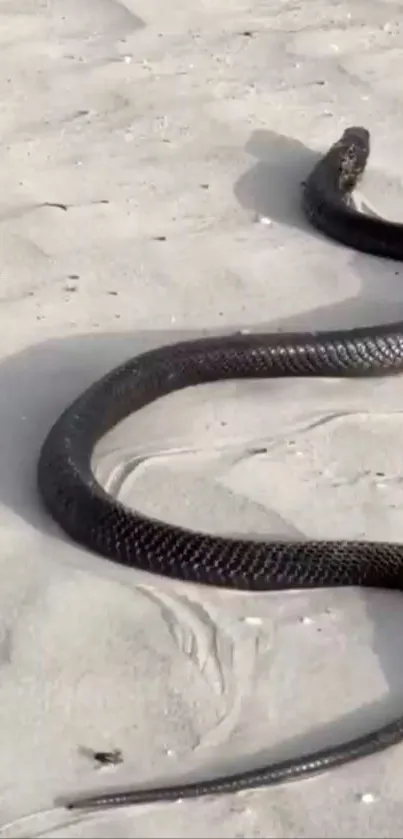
338, 126, 371, 192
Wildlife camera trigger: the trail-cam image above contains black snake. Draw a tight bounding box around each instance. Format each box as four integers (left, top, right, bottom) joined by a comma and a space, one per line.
37, 126, 403, 811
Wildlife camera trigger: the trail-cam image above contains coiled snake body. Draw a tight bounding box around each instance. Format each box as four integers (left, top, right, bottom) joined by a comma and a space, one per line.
37, 127, 403, 810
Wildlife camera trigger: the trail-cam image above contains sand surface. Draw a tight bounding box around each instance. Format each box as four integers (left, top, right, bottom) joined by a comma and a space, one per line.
2, 0, 403, 836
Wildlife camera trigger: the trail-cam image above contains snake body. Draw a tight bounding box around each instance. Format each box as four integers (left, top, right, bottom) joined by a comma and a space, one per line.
37, 126, 403, 810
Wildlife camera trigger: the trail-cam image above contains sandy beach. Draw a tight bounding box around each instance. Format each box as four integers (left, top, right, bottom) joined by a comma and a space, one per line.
2, 0, 403, 836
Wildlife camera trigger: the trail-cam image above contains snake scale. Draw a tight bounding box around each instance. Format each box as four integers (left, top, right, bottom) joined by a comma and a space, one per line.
37, 126, 403, 811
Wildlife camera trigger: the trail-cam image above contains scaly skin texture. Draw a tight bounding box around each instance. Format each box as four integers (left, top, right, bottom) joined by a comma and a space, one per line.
37, 126, 403, 811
